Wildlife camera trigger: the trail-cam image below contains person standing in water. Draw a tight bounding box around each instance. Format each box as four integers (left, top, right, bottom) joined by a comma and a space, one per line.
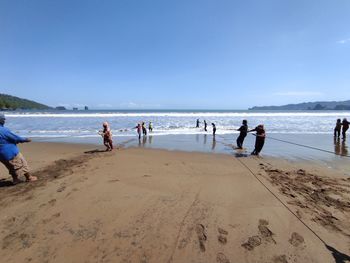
148, 122, 153, 133
342, 118, 350, 139
211, 123, 216, 136
99, 122, 113, 151
135, 123, 142, 140
249, 124, 266, 156
0, 113, 37, 184
142, 122, 147, 136
334, 119, 342, 138
236, 120, 248, 149
196, 119, 200, 128
204, 120, 207, 132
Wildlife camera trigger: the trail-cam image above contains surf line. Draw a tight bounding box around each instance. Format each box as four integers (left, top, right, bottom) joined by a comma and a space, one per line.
254, 134, 350, 158
235, 156, 331, 249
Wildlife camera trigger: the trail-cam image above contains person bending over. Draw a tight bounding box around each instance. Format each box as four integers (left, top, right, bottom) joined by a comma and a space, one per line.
249, 124, 266, 156
0, 113, 37, 184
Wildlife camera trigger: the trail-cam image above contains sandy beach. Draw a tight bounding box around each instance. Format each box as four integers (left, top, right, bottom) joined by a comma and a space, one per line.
1, 142, 350, 263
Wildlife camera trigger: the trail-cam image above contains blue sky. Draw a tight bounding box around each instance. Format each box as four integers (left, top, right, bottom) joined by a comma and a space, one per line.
0, 0, 349, 109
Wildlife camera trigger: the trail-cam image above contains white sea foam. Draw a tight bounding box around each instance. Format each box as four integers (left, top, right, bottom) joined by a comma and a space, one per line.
6, 110, 348, 138
5, 111, 350, 118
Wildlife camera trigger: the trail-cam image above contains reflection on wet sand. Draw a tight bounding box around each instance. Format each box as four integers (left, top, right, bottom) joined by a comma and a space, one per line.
211, 138, 216, 150
334, 137, 348, 156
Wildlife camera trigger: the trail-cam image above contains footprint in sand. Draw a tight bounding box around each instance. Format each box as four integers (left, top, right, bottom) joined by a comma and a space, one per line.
108, 179, 120, 182
289, 232, 304, 247
48, 199, 56, 206
195, 224, 207, 252
241, 236, 262, 251
273, 255, 288, 263
258, 219, 276, 244
216, 252, 230, 263
56, 185, 66, 192
143, 174, 152, 177
218, 227, 228, 245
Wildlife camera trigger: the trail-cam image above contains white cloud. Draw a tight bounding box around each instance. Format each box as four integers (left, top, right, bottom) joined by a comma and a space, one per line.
272, 91, 324, 97
337, 38, 350, 44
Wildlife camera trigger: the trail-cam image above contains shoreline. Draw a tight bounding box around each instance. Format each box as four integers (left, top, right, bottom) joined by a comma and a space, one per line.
1, 142, 350, 262
30, 134, 350, 176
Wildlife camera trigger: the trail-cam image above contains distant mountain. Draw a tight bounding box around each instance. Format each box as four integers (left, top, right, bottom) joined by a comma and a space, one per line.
0, 94, 51, 110
249, 100, 350, 111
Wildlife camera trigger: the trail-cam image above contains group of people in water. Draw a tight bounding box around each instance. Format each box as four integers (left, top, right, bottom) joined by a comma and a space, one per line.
98, 118, 266, 156
96, 117, 350, 156
196, 118, 266, 156
334, 118, 350, 139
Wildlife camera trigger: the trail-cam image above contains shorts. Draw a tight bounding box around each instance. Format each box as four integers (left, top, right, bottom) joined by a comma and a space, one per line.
1, 153, 30, 178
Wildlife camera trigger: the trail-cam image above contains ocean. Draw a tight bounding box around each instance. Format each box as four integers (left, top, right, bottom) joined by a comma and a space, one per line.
4, 110, 350, 173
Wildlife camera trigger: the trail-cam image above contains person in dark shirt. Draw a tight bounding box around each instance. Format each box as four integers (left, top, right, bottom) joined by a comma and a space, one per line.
204, 120, 207, 132
196, 119, 200, 128
142, 122, 147, 136
249, 124, 266, 156
342, 118, 349, 139
211, 123, 216, 136
236, 120, 248, 149
0, 113, 37, 184
135, 123, 142, 140
334, 119, 342, 138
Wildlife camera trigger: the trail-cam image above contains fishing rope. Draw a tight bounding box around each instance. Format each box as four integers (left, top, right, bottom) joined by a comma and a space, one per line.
235, 156, 328, 246
262, 134, 350, 158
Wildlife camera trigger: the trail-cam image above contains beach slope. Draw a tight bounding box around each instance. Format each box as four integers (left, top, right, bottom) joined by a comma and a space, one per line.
0, 143, 349, 263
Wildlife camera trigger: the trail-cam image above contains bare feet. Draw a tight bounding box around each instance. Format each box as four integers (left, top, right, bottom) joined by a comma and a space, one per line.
25, 175, 38, 182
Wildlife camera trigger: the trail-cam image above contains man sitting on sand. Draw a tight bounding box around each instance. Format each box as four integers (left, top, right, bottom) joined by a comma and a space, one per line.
0, 113, 37, 184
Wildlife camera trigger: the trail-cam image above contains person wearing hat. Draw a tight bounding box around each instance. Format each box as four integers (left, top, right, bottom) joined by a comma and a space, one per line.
248, 124, 266, 156
0, 113, 37, 184
98, 122, 113, 151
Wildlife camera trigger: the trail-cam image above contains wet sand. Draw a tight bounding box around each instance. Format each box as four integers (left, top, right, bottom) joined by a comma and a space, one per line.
0, 142, 350, 263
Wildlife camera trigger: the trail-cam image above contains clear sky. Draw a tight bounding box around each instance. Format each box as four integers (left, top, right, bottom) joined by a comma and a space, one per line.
0, 0, 350, 109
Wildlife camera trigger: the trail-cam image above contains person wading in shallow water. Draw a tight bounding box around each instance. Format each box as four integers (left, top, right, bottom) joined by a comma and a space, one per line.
142, 122, 147, 136
211, 123, 216, 137
0, 113, 37, 185
99, 122, 113, 151
204, 120, 208, 132
342, 118, 350, 139
334, 119, 342, 138
249, 124, 266, 156
236, 120, 248, 149
135, 123, 142, 140
196, 119, 200, 128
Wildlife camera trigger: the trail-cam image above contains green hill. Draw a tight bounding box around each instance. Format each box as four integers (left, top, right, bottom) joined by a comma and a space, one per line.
0, 94, 51, 110
249, 100, 350, 110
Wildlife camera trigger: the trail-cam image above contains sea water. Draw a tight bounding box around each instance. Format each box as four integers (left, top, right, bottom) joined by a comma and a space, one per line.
4, 110, 350, 173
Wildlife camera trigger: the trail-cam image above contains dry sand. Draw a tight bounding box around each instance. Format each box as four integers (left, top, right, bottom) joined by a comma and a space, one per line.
1, 142, 350, 263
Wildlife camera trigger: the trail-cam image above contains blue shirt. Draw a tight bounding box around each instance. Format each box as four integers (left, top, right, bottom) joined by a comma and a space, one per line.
0, 125, 27, 161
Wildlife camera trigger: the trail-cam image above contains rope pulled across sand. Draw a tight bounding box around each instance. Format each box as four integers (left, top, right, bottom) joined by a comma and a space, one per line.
0, 142, 349, 263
